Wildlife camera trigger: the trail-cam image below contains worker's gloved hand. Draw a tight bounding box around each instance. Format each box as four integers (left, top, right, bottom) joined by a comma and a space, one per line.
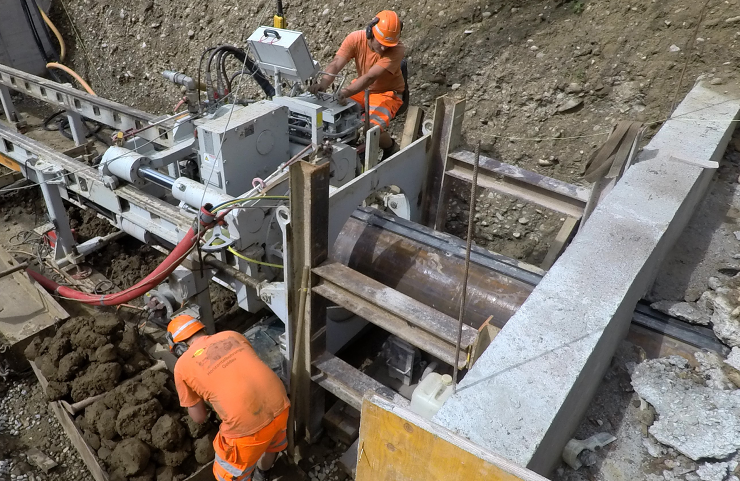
307, 83, 324, 95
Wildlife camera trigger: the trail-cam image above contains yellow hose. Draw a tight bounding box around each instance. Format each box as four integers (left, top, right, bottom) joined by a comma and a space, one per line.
37, 7, 66, 61
45, 62, 96, 96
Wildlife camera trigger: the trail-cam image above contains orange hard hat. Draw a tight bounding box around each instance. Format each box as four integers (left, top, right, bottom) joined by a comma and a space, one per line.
371, 10, 402, 47
167, 314, 205, 344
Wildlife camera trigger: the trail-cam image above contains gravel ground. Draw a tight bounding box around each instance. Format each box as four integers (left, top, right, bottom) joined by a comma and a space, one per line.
0, 380, 93, 481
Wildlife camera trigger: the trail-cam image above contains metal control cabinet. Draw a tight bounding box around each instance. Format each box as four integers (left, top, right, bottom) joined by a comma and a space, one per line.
196, 102, 290, 196
247, 27, 318, 82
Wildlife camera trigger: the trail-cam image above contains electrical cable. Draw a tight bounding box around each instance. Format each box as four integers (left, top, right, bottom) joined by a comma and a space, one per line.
227, 246, 283, 268
37, 5, 66, 61
45, 62, 96, 95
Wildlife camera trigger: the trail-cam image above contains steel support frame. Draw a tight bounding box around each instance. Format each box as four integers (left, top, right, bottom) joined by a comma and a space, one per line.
446, 150, 590, 218
328, 135, 430, 245
0, 123, 191, 246
0, 64, 174, 147
287, 161, 330, 447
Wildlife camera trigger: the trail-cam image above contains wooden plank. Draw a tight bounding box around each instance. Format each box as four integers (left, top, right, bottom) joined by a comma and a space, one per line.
314, 262, 477, 348
29, 361, 109, 481
400, 106, 423, 149
0, 170, 22, 187
470, 316, 501, 367
540, 216, 579, 270
30, 360, 216, 481
51, 401, 110, 481
356, 394, 549, 481
312, 353, 408, 411
314, 282, 469, 368
0, 151, 21, 171
447, 150, 589, 218
421, 96, 465, 227
431, 98, 467, 230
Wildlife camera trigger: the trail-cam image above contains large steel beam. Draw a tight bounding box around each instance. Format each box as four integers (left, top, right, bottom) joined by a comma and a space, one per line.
433, 81, 740, 476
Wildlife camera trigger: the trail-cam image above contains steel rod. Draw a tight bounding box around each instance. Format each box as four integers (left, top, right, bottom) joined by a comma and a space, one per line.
453, 141, 480, 392
138, 166, 176, 189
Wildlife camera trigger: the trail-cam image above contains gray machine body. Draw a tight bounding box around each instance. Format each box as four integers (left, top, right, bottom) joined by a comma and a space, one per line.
196, 102, 291, 196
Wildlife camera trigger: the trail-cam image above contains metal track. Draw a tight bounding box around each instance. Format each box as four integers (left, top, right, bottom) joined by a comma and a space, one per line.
0, 64, 174, 147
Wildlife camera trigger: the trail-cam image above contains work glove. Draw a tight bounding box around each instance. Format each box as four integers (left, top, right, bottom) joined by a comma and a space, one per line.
307, 83, 324, 95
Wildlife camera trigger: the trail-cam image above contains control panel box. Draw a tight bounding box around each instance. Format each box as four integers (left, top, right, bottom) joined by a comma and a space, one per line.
247, 27, 319, 83
196, 102, 290, 196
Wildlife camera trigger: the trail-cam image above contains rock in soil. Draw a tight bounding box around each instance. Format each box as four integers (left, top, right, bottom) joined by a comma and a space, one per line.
116, 398, 163, 438
194, 435, 215, 464
97, 408, 119, 440
46, 380, 70, 401
151, 414, 186, 451
85, 399, 109, 431
70, 362, 123, 402
183, 414, 210, 439
57, 351, 87, 381
111, 438, 151, 476
95, 343, 119, 363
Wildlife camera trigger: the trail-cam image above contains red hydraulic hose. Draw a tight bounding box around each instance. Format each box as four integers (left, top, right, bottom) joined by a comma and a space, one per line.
28, 227, 200, 306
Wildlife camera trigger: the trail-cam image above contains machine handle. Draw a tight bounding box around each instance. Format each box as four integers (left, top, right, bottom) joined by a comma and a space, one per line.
263, 29, 281, 39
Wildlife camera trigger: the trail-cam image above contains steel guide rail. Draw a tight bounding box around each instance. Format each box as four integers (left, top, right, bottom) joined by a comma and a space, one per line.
0, 64, 175, 147
0, 122, 190, 245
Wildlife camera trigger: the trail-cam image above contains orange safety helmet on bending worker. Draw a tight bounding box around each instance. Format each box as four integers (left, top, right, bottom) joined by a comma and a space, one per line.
166, 314, 205, 356
370, 10, 402, 47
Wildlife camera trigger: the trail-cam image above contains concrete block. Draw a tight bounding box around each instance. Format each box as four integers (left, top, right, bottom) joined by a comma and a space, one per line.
433, 81, 740, 476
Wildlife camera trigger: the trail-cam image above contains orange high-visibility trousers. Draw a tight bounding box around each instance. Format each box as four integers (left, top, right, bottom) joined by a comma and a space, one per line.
212, 408, 289, 481
350, 90, 404, 132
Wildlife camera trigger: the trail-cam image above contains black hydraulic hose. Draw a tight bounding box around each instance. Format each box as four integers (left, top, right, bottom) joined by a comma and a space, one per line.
43, 110, 104, 141
207, 45, 275, 98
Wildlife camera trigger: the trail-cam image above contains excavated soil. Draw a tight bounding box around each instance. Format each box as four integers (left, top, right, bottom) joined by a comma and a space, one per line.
21, 316, 216, 481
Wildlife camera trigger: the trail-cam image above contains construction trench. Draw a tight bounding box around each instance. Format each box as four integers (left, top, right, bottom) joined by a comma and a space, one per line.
1, 16, 740, 481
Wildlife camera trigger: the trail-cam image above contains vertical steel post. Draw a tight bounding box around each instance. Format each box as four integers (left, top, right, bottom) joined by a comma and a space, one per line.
66, 111, 86, 146
0, 85, 19, 123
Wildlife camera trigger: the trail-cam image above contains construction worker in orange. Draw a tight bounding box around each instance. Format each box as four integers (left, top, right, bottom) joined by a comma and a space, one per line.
308, 10, 406, 160
167, 314, 290, 481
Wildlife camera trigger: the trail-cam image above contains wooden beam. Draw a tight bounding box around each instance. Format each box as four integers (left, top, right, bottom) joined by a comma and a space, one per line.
470, 316, 501, 367
400, 106, 423, 149
540, 216, 579, 270
355, 394, 549, 481
421, 96, 466, 228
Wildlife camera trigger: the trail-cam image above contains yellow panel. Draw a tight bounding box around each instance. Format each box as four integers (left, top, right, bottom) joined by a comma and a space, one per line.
356, 394, 548, 481
0, 153, 20, 172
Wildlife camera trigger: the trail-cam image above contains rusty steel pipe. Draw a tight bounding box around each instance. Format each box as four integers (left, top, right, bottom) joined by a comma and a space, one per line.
333, 208, 538, 330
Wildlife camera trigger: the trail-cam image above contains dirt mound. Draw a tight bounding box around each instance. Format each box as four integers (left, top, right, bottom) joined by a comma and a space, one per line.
70, 362, 123, 402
